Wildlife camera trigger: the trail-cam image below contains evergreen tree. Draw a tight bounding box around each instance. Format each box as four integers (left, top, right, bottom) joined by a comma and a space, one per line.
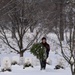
30, 43, 47, 60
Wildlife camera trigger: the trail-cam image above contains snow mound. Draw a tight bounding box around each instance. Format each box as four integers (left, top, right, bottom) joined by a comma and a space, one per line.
23, 57, 33, 69
23, 57, 33, 65
56, 58, 67, 68
1, 57, 11, 72
11, 56, 20, 65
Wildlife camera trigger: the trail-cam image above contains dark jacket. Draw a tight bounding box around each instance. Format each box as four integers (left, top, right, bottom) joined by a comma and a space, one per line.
41, 42, 50, 58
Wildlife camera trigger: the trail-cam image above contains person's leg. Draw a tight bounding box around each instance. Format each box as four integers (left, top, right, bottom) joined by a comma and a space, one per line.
42, 60, 45, 69
40, 60, 43, 70
43, 59, 46, 69
40, 59, 47, 70
40, 59, 46, 70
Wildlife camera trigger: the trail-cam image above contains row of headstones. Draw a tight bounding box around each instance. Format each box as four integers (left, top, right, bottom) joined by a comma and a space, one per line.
0, 56, 51, 72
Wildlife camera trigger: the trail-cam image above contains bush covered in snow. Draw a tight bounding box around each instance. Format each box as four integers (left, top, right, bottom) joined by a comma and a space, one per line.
54, 65, 64, 69
1, 57, 11, 72
11, 56, 20, 65
23, 57, 33, 69
57, 58, 66, 67
55, 58, 67, 69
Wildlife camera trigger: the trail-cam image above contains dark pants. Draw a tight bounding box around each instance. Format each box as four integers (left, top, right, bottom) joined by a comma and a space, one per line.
40, 59, 46, 70
40, 51, 49, 70
46, 50, 49, 58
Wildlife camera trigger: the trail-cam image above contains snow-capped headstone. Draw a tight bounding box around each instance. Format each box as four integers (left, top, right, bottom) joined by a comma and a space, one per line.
1, 57, 11, 72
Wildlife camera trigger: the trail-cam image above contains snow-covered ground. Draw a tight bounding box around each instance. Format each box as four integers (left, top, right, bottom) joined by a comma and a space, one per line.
0, 51, 71, 75
0, 33, 72, 75
0, 64, 71, 75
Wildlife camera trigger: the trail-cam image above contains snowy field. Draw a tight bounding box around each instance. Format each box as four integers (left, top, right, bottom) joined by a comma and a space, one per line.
0, 33, 72, 75
0, 65, 71, 75
0, 51, 71, 75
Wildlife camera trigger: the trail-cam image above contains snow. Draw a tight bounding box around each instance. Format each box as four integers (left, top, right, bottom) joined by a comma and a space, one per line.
0, 65, 71, 75
0, 51, 71, 75
0, 33, 72, 75
11, 56, 20, 65
46, 57, 52, 65
70, 57, 74, 64
23, 57, 33, 65
1, 57, 11, 71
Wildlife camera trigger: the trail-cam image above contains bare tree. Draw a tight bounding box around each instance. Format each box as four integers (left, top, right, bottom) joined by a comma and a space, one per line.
55, 0, 75, 75
0, 0, 60, 57
0, 0, 41, 57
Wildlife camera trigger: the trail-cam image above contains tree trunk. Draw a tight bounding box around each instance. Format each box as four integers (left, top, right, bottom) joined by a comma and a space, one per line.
20, 51, 24, 57
19, 51, 24, 65
70, 64, 75, 75
12, 27, 15, 38
59, 0, 64, 41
